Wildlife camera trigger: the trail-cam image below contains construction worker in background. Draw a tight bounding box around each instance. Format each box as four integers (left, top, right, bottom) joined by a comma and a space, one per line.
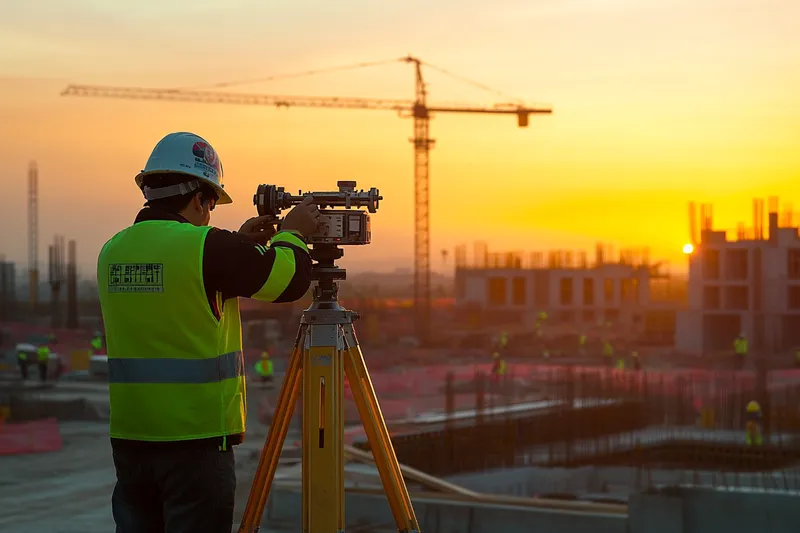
578, 333, 587, 356
499, 330, 509, 350
90, 331, 105, 355
490, 352, 506, 381
254, 351, 274, 384
17, 349, 29, 381
602, 339, 614, 367
96, 132, 319, 533
733, 332, 748, 370
745, 400, 763, 446
631, 350, 641, 371
36, 344, 50, 383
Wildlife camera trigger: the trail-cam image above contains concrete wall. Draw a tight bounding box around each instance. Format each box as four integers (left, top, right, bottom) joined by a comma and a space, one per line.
629, 486, 800, 533
266, 485, 800, 533
681, 224, 800, 354
456, 265, 648, 323
266, 487, 627, 533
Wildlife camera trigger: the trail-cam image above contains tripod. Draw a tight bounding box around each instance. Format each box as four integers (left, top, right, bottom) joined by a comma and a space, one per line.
239, 245, 420, 533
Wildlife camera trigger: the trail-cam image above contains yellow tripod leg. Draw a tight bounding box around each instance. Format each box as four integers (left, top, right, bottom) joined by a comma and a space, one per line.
302, 323, 345, 533
342, 324, 420, 533
239, 326, 306, 533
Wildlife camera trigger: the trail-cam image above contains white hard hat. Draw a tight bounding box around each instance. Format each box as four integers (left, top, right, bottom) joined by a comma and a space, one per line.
135, 132, 232, 204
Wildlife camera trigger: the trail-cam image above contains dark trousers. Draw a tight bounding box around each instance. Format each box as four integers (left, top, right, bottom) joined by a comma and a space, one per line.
111, 445, 236, 533
18, 360, 28, 380
38, 362, 47, 382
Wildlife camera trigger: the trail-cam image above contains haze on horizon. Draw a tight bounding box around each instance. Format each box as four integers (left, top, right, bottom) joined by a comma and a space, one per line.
1, 0, 798, 277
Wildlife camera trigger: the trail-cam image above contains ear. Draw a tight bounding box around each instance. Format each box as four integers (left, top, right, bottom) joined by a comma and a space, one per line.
192, 192, 205, 212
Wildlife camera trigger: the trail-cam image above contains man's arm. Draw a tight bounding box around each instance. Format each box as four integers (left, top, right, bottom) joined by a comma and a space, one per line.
203, 229, 312, 305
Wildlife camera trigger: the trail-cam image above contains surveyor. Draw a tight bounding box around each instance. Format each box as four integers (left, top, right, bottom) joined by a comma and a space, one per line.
255, 350, 274, 384
97, 132, 320, 533
733, 332, 748, 370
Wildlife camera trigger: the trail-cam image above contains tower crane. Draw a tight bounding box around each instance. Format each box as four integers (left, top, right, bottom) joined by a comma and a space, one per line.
61, 55, 552, 344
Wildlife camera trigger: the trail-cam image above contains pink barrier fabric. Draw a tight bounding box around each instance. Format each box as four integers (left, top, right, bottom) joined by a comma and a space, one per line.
0, 418, 63, 455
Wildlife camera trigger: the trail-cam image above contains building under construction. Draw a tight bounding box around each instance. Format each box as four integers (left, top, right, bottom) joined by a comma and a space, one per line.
452, 242, 670, 339
677, 198, 800, 354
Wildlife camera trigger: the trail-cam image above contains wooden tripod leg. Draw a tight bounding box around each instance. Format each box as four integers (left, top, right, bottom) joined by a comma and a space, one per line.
342, 324, 420, 533
238, 326, 306, 533
302, 324, 345, 533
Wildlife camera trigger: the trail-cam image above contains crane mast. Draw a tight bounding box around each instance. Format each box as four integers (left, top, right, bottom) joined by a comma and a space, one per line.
61, 56, 552, 344
409, 57, 434, 343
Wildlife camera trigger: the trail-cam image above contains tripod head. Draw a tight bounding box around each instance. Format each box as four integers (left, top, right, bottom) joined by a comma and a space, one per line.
310, 244, 346, 303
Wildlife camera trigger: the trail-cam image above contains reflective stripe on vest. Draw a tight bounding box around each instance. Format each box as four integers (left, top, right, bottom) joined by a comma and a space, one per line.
97, 220, 245, 442
108, 350, 244, 384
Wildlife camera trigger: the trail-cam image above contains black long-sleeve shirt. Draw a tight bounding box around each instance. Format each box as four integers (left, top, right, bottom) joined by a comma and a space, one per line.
134, 208, 312, 316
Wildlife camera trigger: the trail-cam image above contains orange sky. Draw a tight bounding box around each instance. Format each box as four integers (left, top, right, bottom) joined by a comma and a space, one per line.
1, 0, 799, 277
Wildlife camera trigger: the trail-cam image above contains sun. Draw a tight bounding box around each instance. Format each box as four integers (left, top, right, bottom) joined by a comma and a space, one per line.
682, 243, 694, 255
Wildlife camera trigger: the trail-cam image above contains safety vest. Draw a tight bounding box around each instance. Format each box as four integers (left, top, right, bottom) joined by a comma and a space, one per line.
255, 359, 273, 377
37, 346, 50, 362
90, 337, 103, 351
578, 335, 586, 346
603, 342, 613, 357
497, 360, 506, 375
734, 337, 748, 355
97, 220, 245, 443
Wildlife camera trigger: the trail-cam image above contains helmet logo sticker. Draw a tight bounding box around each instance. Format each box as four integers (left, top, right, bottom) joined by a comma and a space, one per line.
191, 141, 219, 178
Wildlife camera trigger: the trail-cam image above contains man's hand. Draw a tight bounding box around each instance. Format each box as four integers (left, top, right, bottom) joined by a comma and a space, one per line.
238, 215, 278, 245
281, 197, 320, 237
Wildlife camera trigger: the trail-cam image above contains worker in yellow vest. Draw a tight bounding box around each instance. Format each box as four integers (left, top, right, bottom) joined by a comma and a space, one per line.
602, 340, 614, 367
254, 351, 274, 384
631, 350, 641, 371
745, 400, 763, 446
733, 333, 748, 370
491, 352, 506, 382
36, 344, 50, 383
17, 349, 30, 380
578, 333, 587, 356
90, 331, 105, 355
96, 132, 319, 533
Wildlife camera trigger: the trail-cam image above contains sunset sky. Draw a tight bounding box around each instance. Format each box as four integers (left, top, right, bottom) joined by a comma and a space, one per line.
1, 0, 798, 277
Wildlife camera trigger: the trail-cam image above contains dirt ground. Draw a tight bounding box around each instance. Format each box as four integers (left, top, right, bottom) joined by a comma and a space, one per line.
0, 386, 298, 533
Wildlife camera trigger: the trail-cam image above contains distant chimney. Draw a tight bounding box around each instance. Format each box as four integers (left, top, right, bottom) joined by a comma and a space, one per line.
66, 240, 79, 329
768, 212, 779, 244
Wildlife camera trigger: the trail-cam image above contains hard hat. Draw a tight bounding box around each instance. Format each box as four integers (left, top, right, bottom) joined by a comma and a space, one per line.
746, 400, 760, 413
740, 332, 746, 338
492, 352, 500, 359
261, 351, 270, 359
135, 132, 232, 204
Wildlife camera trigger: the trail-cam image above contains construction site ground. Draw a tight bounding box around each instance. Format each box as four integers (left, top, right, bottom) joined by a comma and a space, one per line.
5, 360, 800, 533
0, 410, 295, 533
